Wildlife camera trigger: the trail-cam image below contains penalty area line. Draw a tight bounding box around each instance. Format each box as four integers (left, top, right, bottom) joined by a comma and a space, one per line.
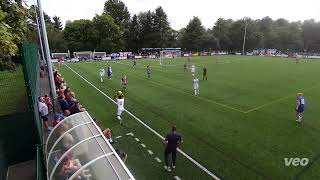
65, 64, 220, 180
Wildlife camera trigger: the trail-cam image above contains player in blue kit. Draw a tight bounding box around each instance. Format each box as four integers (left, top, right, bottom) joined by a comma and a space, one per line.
295, 93, 305, 123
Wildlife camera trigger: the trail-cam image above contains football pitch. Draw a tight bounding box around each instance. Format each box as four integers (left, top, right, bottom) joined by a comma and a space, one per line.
57, 56, 320, 180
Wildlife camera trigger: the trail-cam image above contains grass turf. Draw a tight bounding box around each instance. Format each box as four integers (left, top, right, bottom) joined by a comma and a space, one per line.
57, 56, 320, 180
0, 67, 28, 116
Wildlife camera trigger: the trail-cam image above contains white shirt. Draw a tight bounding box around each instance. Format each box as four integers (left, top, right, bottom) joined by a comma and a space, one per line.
100, 68, 105, 75
191, 65, 195, 73
117, 98, 125, 110
193, 78, 199, 89
38, 102, 48, 116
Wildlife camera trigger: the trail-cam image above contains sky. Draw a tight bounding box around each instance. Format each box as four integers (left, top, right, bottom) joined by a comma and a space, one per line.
30, 0, 320, 30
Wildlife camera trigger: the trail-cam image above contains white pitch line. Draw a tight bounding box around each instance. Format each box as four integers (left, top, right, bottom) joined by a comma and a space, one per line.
140, 143, 146, 148
65, 64, 221, 180
244, 85, 319, 113
155, 157, 162, 163
147, 150, 154, 155
134, 138, 140, 142
126, 132, 134, 136
174, 176, 181, 180
115, 136, 122, 139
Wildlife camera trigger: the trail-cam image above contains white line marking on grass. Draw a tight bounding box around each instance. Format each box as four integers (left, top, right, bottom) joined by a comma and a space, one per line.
244, 85, 319, 114
155, 157, 162, 163
115, 61, 179, 68
115, 136, 122, 139
65, 64, 221, 180
147, 150, 154, 155
126, 132, 134, 136
141, 143, 146, 148
134, 138, 140, 142
174, 176, 181, 180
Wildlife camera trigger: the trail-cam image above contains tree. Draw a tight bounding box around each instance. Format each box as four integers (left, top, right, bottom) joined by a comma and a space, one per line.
0, 0, 30, 70
103, 0, 130, 28
53, 16, 63, 30
302, 19, 320, 52
212, 18, 233, 51
63, 19, 95, 52
180, 17, 205, 51
91, 14, 124, 52
152, 6, 171, 47
126, 14, 141, 51
0, 8, 18, 70
138, 11, 155, 48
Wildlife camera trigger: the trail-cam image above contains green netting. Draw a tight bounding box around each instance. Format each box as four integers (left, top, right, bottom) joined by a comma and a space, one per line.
21, 43, 40, 109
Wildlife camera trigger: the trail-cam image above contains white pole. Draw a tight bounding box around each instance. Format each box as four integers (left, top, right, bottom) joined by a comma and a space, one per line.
242, 18, 248, 55
37, 0, 57, 99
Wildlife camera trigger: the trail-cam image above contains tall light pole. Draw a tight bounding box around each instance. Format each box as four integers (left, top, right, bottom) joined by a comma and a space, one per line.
36, 0, 57, 99
242, 17, 248, 55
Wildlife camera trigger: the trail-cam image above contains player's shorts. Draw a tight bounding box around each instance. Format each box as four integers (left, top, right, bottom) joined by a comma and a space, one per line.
117, 108, 125, 116
100, 73, 105, 77
193, 86, 199, 89
296, 105, 305, 113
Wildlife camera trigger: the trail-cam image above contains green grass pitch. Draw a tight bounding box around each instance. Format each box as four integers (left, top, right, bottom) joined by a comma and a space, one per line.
57, 56, 320, 180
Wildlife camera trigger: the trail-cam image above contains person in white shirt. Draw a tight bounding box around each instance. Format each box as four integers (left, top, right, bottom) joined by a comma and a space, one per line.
100, 67, 105, 82
191, 64, 196, 77
115, 91, 125, 125
193, 77, 199, 96
38, 97, 50, 130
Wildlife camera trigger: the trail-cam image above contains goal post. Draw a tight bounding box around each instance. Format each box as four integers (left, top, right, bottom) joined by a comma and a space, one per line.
159, 48, 181, 66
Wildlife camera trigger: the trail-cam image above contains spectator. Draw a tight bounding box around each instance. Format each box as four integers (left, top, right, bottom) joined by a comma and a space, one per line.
64, 87, 71, 97
115, 149, 127, 163
44, 94, 53, 112
58, 156, 81, 179
63, 110, 70, 117
69, 101, 81, 114
53, 113, 65, 127
164, 125, 183, 172
59, 96, 69, 111
103, 128, 113, 143
38, 97, 51, 131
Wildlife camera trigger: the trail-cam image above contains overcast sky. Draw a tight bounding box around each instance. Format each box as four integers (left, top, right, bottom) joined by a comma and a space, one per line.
32, 0, 320, 30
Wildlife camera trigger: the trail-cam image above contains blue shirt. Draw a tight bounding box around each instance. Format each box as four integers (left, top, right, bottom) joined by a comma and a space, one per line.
165, 132, 182, 150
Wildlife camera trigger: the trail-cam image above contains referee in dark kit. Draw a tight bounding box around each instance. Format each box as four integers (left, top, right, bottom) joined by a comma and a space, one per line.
164, 125, 183, 172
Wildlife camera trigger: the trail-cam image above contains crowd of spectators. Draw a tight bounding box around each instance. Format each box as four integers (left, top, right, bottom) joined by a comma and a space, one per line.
40, 67, 127, 179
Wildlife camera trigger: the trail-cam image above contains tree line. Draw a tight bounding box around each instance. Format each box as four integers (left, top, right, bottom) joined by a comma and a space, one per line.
1, 0, 320, 70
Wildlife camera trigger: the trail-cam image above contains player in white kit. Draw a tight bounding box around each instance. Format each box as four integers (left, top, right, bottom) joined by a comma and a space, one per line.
191, 64, 196, 76
115, 91, 125, 125
100, 67, 105, 82
193, 77, 199, 96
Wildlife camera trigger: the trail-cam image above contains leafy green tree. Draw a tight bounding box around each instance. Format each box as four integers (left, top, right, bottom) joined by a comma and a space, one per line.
180, 16, 205, 51
103, 0, 130, 28
138, 11, 155, 48
212, 18, 233, 51
126, 14, 141, 51
63, 19, 95, 52
92, 14, 124, 52
53, 16, 63, 31
152, 6, 171, 47
0, 8, 17, 70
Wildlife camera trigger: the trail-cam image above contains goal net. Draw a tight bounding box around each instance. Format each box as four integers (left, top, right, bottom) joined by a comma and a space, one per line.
52, 53, 69, 59
73, 51, 92, 60
159, 48, 181, 66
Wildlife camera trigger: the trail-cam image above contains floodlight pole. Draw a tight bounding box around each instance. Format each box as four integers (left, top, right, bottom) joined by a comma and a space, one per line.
37, 0, 57, 99
33, 4, 46, 63
242, 17, 248, 55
